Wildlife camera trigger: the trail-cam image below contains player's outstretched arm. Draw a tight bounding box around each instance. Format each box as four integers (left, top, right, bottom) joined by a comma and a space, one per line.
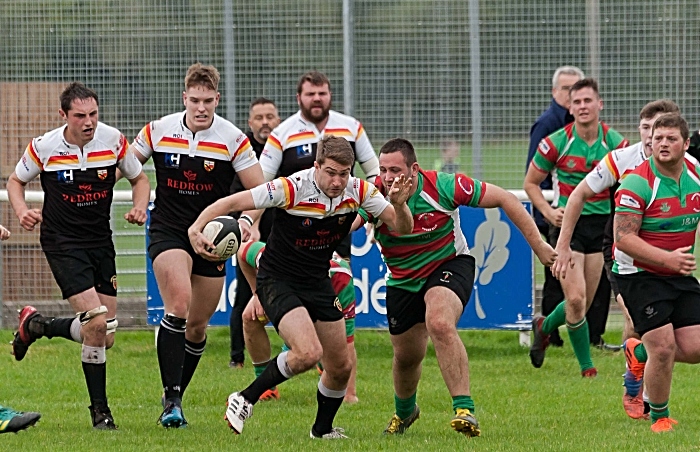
614, 213, 696, 275
479, 183, 556, 266
551, 180, 596, 280
6, 172, 42, 231
124, 171, 150, 226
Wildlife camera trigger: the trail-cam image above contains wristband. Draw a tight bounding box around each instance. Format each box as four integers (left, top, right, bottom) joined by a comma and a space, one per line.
239, 214, 254, 227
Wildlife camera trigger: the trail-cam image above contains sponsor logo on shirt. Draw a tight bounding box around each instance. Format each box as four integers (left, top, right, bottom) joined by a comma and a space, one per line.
302, 218, 312, 227
165, 153, 180, 169
296, 144, 313, 157
183, 170, 197, 182
538, 140, 550, 154
457, 176, 473, 196
619, 194, 640, 209
58, 170, 74, 184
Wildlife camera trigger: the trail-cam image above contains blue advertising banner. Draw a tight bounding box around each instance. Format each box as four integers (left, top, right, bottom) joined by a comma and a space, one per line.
147, 204, 534, 330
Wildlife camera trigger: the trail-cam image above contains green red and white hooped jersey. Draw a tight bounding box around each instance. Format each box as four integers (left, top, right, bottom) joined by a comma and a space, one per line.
613, 155, 700, 275
531, 122, 628, 215
131, 111, 258, 232
239, 240, 356, 340
361, 169, 484, 293
15, 122, 141, 251
585, 141, 646, 194
250, 167, 388, 281
259, 110, 375, 178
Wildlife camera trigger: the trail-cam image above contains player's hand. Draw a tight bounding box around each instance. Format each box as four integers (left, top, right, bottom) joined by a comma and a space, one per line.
187, 227, 221, 261
18, 208, 42, 231
249, 295, 268, 323
666, 246, 696, 275
534, 241, 557, 267
246, 221, 261, 243
545, 207, 565, 228
0, 225, 10, 241
124, 207, 147, 226
551, 244, 574, 279
237, 219, 252, 242
388, 174, 412, 205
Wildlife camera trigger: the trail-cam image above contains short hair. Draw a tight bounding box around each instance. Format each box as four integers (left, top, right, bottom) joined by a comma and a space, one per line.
639, 99, 680, 120
652, 113, 689, 141
249, 97, 277, 111
552, 66, 585, 88
60, 82, 99, 112
297, 71, 331, 95
316, 135, 354, 167
379, 138, 418, 166
569, 77, 599, 98
185, 63, 220, 91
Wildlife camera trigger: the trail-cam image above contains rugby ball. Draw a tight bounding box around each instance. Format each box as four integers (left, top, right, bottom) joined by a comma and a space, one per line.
202, 216, 241, 261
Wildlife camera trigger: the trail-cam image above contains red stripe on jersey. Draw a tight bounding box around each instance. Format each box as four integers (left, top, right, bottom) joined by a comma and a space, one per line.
358, 179, 368, 200
382, 231, 455, 259
27, 141, 43, 170
117, 135, 127, 160
288, 131, 316, 141
89, 150, 114, 159
336, 198, 359, 210
639, 230, 696, 249
282, 178, 295, 208
48, 154, 79, 164
557, 155, 598, 173
537, 136, 559, 165
563, 123, 575, 140
200, 141, 229, 152
389, 254, 453, 281
558, 181, 609, 202
232, 136, 251, 159
342, 300, 356, 320
297, 201, 326, 210
454, 174, 479, 206
419, 170, 440, 200
330, 269, 352, 295
144, 124, 153, 148
160, 136, 188, 146
268, 135, 282, 151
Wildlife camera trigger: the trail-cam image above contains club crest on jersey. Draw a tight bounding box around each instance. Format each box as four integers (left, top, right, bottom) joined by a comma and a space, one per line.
338, 217, 346, 225
660, 202, 670, 213
58, 170, 74, 184
566, 159, 576, 169
204, 160, 215, 172
302, 218, 313, 227
97, 169, 108, 180
165, 153, 180, 169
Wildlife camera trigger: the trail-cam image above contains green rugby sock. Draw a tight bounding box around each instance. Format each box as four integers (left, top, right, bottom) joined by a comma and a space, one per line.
650, 401, 670, 422
567, 318, 594, 371
253, 360, 275, 391
634, 343, 648, 362
542, 301, 566, 335
395, 392, 417, 420
452, 395, 475, 414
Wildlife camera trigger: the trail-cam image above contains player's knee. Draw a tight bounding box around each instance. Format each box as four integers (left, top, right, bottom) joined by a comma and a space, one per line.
105, 334, 115, 349
649, 340, 675, 362
393, 348, 423, 369
79, 306, 108, 339
425, 316, 457, 341
296, 344, 323, 370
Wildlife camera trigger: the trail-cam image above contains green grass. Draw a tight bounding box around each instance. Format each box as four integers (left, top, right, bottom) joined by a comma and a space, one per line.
1, 327, 699, 450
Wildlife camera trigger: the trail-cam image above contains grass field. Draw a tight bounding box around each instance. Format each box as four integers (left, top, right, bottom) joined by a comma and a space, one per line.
1, 327, 699, 451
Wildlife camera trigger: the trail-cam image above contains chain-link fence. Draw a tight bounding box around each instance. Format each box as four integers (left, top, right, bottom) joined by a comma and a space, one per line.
1, 0, 698, 327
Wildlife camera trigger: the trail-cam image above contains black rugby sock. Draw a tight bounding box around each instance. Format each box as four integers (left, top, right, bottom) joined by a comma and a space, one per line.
82, 362, 108, 408
240, 355, 289, 404
157, 315, 187, 401
180, 336, 206, 398
312, 388, 345, 436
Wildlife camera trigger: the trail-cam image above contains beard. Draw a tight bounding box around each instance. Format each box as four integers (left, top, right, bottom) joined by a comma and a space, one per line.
300, 102, 330, 124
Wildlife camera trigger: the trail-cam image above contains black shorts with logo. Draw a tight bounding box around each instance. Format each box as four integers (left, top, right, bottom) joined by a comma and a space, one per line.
549, 214, 608, 254
148, 227, 225, 278
256, 275, 343, 330
385, 255, 476, 335
616, 272, 700, 336
44, 246, 117, 299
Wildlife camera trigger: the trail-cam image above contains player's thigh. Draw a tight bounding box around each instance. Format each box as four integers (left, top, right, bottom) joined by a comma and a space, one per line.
390, 323, 429, 367
188, 274, 225, 327
278, 306, 322, 357
674, 324, 700, 363
582, 252, 604, 304
315, 318, 350, 371
152, 249, 193, 309
67, 287, 104, 313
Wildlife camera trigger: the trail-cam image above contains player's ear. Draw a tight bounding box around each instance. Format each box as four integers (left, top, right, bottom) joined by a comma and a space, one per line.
182, 91, 187, 106
59, 109, 67, 120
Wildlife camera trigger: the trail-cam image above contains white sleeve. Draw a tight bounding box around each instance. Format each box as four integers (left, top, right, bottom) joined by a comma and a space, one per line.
358, 180, 390, 218
131, 123, 155, 159
353, 122, 377, 164
117, 146, 144, 180
14, 140, 42, 182
231, 133, 259, 172
259, 131, 283, 179
249, 178, 293, 210
585, 152, 618, 194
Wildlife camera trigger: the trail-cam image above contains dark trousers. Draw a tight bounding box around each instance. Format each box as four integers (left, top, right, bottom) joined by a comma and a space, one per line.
229, 264, 252, 363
